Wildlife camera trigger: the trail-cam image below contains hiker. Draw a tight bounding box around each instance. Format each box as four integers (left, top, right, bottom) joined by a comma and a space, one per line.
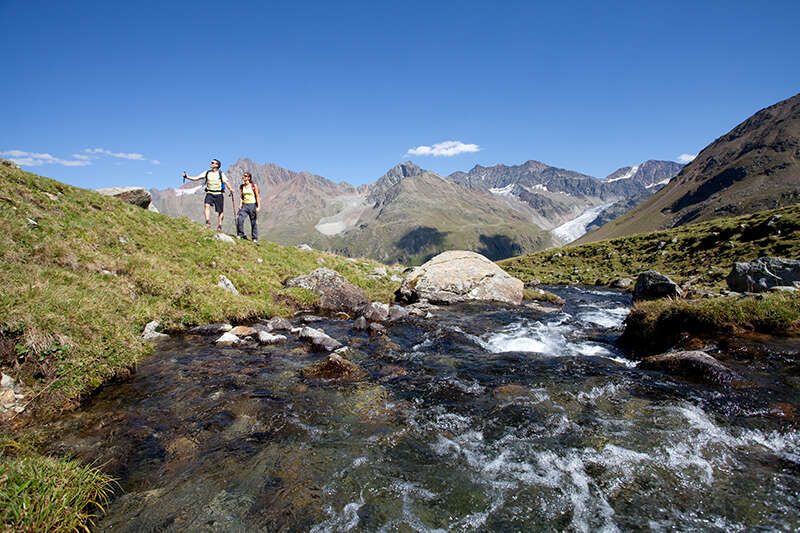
182, 159, 235, 230
236, 171, 261, 242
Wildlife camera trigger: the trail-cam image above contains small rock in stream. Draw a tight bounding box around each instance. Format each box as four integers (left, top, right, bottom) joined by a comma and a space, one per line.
257, 331, 287, 344
189, 323, 232, 335
300, 353, 368, 381
230, 325, 257, 337
298, 327, 343, 351
353, 316, 368, 331
639, 350, 742, 387
266, 317, 293, 331
362, 302, 389, 322
215, 332, 241, 346
141, 321, 168, 340
388, 305, 410, 321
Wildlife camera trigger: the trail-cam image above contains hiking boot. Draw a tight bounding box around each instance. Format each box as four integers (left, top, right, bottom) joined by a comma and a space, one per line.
252, 239, 259, 244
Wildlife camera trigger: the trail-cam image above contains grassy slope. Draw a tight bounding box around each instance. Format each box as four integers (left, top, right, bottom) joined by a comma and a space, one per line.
0, 164, 398, 419
500, 203, 800, 290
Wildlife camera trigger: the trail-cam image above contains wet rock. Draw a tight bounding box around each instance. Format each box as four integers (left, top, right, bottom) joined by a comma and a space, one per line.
301, 315, 325, 323
362, 302, 389, 322
141, 320, 168, 340
298, 326, 343, 351
189, 323, 232, 335
333, 312, 351, 320
96, 187, 152, 209
369, 323, 386, 335
285, 268, 368, 314
611, 277, 633, 289
769, 285, 798, 293
727, 257, 800, 293
353, 316, 368, 331
388, 305, 410, 321
632, 270, 683, 301
379, 364, 408, 381
230, 325, 257, 337
639, 350, 741, 386
257, 331, 287, 344
215, 332, 240, 346
396, 250, 524, 305
217, 275, 239, 295
213, 233, 236, 244
266, 317, 293, 331
300, 353, 368, 381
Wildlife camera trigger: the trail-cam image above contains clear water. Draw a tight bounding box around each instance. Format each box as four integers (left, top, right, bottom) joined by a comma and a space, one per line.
43, 287, 800, 531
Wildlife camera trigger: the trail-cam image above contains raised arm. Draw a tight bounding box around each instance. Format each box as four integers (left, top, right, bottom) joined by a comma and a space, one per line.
183, 171, 206, 181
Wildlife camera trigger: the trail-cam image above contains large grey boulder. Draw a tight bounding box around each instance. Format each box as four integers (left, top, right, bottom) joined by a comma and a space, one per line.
639, 351, 741, 387
726, 257, 800, 293
396, 250, 524, 305
285, 268, 368, 314
632, 271, 683, 301
96, 187, 152, 209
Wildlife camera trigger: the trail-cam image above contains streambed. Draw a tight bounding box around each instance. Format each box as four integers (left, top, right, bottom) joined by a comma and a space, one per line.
43, 287, 800, 531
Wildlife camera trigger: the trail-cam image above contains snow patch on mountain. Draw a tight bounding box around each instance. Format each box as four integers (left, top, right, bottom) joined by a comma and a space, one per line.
551, 203, 614, 244
489, 184, 515, 195
646, 177, 672, 189
606, 165, 639, 183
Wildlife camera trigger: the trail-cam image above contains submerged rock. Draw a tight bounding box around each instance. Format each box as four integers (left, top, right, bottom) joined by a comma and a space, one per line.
639, 350, 741, 386
353, 316, 368, 331
632, 271, 682, 301
396, 250, 524, 305
300, 353, 368, 381
285, 268, 368, 314
298, 326, 343, 351
727, 257, 800, 292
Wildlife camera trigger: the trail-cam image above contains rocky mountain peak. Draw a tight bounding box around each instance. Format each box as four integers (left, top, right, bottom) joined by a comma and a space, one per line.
368, 161, 427, 207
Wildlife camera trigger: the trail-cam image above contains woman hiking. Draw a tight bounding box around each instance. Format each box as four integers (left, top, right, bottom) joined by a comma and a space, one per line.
236, 171, 261, 242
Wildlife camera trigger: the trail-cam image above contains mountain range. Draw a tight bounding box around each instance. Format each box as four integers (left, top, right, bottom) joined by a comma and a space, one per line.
151, 157, 682, 264
580, 92, 800, 243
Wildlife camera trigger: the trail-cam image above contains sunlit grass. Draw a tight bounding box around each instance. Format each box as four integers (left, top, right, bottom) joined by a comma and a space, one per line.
0, 441, 114, 532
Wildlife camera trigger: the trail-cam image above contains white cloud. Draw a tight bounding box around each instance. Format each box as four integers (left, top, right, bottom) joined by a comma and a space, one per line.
84, 148, 145, 160
1, 150, 91, 167
406, 140, 481, 157
677, 153, 697, 163
151, 159, 161, 165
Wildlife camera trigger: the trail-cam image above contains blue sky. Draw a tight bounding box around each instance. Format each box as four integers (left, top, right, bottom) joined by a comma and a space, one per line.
2, 0, 798, 189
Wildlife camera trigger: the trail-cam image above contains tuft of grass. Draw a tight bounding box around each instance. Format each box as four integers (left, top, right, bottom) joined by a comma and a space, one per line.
522, 287, 564, 305
619, 292, 800, 356
0, 164, 399, 418
500, 204, 800, 291
0, 441, 114, 532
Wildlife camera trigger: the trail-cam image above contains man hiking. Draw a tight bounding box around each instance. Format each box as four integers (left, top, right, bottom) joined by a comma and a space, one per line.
236, 171, 261, 242
182, 158, 235, 231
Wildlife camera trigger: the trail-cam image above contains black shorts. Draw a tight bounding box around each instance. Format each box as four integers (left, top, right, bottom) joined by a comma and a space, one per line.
204, 193, 224, 214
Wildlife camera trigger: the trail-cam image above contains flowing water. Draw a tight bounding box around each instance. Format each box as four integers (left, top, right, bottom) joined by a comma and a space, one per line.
43, 287, 800, 531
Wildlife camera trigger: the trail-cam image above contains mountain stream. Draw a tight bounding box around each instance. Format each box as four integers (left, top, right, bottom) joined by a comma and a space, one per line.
42, 287, 800, 531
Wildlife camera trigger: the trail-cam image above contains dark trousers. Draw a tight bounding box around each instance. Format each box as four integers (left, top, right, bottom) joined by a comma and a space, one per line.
236, 204, 258, 239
